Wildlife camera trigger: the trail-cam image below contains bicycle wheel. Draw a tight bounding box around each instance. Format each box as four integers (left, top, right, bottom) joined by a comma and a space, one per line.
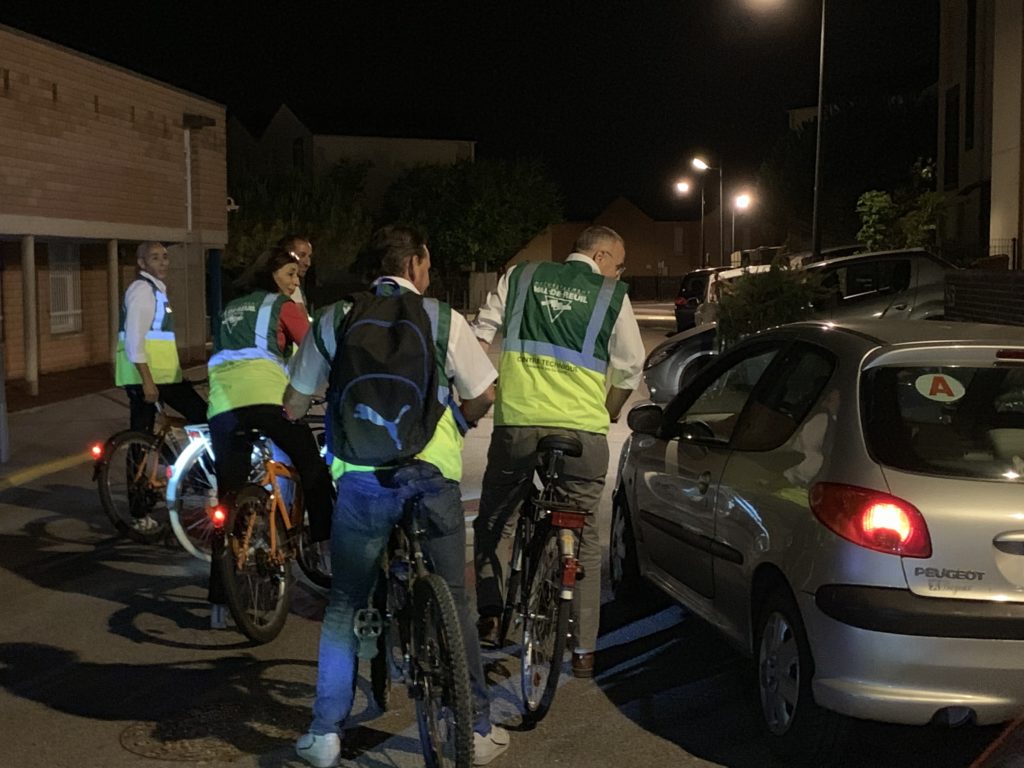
167, 439, 219, 561
219, 484, 292, 644
413, 572, 473, 768
498, 514, 530, 646
96, 430, 173, 543
520, 525, 572, 722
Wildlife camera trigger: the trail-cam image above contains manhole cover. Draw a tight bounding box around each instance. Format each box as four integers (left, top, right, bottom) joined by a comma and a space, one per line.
120, 700, 306, 762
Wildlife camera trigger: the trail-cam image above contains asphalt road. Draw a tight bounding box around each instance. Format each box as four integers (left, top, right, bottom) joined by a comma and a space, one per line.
0, 305, 1004, 768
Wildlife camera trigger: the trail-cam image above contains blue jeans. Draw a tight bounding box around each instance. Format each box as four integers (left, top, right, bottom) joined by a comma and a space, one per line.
310, 461, 492, 736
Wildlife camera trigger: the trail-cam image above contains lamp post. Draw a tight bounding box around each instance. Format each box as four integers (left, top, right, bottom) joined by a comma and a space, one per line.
692, 157, 724, 266
732, 193, 752, 255
810, 0, 827, 260
675, 179, 707, 268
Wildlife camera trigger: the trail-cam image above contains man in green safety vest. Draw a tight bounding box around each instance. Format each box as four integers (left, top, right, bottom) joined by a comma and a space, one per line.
471, 224, 645, 680
285, 225, 511, 767
114, 241, 207, 533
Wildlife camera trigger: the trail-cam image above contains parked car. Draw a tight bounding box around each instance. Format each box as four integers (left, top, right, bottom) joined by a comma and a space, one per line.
672, 267, 729, 333
642, 323, 717, 403
612, 319, 1024, 764
696, 248, 956, 328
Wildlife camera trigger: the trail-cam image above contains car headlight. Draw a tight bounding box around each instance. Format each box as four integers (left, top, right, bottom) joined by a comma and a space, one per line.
644, 342, 682, 370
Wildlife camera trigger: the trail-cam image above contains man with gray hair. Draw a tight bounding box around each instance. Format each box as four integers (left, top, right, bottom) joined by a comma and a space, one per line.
114, 241, 206, 531
471, 224, 645, 679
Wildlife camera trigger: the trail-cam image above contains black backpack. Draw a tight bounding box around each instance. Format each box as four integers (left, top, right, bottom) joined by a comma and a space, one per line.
327, 288, 446, 466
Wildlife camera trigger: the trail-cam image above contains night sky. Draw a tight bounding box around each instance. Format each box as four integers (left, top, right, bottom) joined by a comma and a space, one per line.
0, 1, 939, 221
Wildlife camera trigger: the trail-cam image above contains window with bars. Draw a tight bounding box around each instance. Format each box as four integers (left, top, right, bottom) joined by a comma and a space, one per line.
49, 243, 82, 334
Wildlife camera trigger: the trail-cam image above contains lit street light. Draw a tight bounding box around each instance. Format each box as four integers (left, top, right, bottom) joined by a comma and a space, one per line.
732, 192, 753, 255
692, 156, 724, 266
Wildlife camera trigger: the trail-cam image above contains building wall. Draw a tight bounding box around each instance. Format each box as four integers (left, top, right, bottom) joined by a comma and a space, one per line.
937, 0, 997, 263
0, 25, 227, 243
989, 0, 1024, 249
0, 25, 226, 386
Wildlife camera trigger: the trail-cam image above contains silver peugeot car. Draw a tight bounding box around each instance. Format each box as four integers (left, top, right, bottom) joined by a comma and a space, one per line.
612, 319, 1024, 764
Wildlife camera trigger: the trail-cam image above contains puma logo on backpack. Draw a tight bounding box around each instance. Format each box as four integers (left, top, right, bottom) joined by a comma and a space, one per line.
327, 286, 446, 466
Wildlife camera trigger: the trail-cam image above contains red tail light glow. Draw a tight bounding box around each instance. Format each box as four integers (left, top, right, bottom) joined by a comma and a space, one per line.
810, 483, 931, 558
674, 295, 686, 307
90, 443, 103, 459
210, 506, 226, 528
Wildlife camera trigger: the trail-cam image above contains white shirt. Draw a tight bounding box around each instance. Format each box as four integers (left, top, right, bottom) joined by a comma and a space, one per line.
289, 275, 497, 401
123, 271, 166, 364
472, 253, 645, 390
290, 284, 306, 305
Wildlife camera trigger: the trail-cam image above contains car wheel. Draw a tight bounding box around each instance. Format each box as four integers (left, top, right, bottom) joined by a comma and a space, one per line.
755, 586, 846, 765
609, 490, 641, 599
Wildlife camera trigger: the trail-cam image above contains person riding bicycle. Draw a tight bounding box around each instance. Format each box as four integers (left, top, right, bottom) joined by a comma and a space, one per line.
207, 246, 334, 614
284, 225, 509, 767
115, 241, 207, 533
471, 225, 644, 679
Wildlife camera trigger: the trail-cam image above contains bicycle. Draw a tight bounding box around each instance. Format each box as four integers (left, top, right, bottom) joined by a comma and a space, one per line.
496, 434, 586, 723
93, 404, 192, 543
212, 432, 331, 644
362, 495, 474, 767
166, 399, 327, 564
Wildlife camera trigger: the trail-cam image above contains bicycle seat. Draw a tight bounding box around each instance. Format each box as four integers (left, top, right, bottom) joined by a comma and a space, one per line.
537, 435, 582, 458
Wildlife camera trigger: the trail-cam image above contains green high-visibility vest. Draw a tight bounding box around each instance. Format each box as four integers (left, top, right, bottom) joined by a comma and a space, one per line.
312, 285, 463, 481
114, 276, 182, 386
207, 291, 293, 418
496, 260, 627, 434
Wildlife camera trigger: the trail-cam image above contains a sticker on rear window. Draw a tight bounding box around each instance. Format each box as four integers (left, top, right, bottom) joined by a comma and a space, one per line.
915, 373, 966, 402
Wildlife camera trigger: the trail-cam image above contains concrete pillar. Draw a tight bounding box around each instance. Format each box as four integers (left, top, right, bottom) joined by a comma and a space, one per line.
21, 235, 37, 397
108, 239, 119, 366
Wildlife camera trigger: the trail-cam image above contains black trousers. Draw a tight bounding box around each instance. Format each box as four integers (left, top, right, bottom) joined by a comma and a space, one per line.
208, 405, 333, 541
124, 381, 208, 433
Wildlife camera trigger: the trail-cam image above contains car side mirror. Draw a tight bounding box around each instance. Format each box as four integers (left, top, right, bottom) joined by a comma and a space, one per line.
627, 403, 663, 436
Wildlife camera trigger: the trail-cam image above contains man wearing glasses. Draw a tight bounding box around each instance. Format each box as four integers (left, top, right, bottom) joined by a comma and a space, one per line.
470, 225, 644, 679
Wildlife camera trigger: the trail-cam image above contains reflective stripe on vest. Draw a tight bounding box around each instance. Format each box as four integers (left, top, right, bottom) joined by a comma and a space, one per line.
207, 292, 290, 418
496, 261, 625, 434
114, 277, 181, 386
319, 291, 464, 481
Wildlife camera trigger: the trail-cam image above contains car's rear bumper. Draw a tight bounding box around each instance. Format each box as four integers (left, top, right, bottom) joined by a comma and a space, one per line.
799, 589, 1024, 725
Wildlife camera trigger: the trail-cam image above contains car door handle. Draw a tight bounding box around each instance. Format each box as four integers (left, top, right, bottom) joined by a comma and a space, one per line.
697, 470, 712, 495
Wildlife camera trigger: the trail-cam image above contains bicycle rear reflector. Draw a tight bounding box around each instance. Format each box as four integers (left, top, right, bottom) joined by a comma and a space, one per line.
90, 443, 103, 459
211, 506, 226, 528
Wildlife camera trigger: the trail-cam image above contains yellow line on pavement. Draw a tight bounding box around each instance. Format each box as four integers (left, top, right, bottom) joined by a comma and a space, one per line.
0, 451, 92, 491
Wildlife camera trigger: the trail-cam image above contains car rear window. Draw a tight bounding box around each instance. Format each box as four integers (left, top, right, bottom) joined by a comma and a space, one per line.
862, 365, 1024, 481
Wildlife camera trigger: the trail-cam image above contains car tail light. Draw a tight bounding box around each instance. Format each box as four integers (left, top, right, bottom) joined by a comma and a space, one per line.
90, 443, 103, 459
996, 349, 1024, 361
210, 506, 226, 528
675, 295, 686, 307
809, 483, 932, 558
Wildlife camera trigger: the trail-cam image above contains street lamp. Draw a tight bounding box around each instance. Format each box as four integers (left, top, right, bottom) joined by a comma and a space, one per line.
674, 178, 707, 267
732, 192, 752, 255
692, 156, 724, 267
810, 0, 827, 260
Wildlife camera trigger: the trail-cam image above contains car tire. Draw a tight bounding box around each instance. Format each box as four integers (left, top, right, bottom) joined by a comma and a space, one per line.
755, 586, 847, 766
609, 490, 642, 599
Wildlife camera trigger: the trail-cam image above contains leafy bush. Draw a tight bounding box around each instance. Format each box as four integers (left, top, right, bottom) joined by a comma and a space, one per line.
716, 260, 827, 347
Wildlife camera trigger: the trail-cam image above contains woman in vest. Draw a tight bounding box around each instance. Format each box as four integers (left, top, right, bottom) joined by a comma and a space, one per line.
206, 247, 334, 612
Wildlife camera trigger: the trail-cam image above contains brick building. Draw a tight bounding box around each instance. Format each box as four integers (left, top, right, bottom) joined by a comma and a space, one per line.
0, 24, 227, 396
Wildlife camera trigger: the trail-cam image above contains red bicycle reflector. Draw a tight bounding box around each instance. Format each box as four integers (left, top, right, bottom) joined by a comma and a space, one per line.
90, 444, 103, 459
809, 483, 932, 558
210, 506, 227, 528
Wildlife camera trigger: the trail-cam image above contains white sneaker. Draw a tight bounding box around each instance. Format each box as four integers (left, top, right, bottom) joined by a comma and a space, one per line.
295, 731, 341, 767
130, 515, 159, 533
473, 725, 510, 765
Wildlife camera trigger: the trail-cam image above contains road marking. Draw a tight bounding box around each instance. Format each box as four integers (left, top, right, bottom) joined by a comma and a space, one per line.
0, 451, 91, 490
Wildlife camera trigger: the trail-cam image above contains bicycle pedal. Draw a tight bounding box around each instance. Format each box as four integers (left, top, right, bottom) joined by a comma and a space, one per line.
210, 603, 228, 630
354, 608, 383, 660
